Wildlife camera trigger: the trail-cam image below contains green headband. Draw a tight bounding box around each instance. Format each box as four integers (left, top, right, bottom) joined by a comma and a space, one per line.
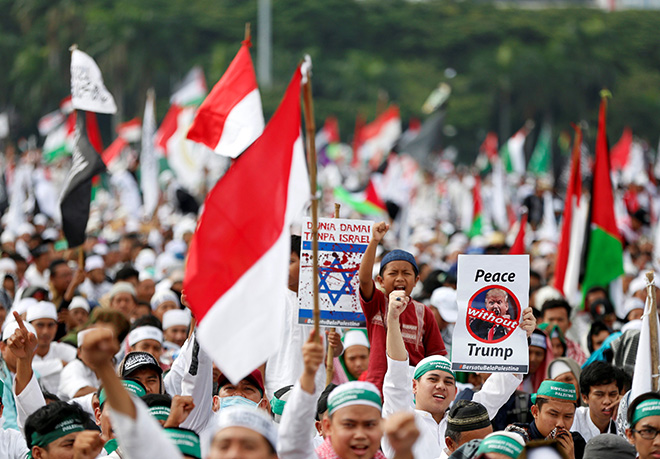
103, 438, 119, 454
31, 417, 85, 449
328, 388, 382, 416
476, 434, 524, 459
413, 359, 455, 380
164, 428, 201, 459
99, 379, 147, 407
633, 399, 660, 426
148, 405, 171, 422
531, 380, 577, 404
270, 396, 286, 416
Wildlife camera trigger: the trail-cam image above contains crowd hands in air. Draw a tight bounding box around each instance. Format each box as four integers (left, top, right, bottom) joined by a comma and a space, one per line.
1, 142, 660, 459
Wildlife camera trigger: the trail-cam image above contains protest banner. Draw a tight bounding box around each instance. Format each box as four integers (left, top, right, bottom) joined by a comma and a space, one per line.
453, 254, 530, 373
298, 217, 372, 327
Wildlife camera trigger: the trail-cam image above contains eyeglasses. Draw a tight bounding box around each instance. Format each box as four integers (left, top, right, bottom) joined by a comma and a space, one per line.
632, 427, 660, 440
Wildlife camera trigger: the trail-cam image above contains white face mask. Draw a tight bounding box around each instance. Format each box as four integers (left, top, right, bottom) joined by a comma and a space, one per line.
215, 395, 259, 413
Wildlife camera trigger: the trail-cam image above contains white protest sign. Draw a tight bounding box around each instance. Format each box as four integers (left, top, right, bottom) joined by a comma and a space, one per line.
70, 49, 117, 114
298, 217, 372, 327
453, 254, 529, 373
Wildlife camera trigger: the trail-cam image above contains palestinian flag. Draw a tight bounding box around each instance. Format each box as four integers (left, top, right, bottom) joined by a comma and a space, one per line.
468, 175, 483, 238
581, 97, 624, 303
59, 111, 107, 248
528, 125, 552, 176
500, 128, 527, 175
43, 113, 75, 163
334, 180, 386, 216
170, 67, 207, 107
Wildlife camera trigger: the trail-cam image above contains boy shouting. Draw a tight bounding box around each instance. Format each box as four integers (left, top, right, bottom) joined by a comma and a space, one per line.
358, 222, 446, 390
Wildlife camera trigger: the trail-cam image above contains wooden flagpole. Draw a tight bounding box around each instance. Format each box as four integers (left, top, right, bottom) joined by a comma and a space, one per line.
301, 61, 321, 342
325, 203, 340, 385
646, 271, 659, 391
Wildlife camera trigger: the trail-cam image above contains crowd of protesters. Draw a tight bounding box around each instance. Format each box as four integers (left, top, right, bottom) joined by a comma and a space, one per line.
0, 137, 659, 459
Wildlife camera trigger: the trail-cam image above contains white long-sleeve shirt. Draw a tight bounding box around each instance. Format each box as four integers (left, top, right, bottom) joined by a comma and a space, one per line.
277, 381, 319, 459
381, 355, 522, 459
108, 397, 183, 459
0, 427, 29, 459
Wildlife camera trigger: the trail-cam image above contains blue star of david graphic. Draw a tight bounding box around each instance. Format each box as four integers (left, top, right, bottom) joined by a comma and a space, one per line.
318, 257, 356, 305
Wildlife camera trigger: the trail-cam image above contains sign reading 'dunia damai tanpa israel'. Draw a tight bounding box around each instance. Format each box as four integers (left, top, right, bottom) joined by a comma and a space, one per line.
298, 217, 372, 328
453, 254, 530, 373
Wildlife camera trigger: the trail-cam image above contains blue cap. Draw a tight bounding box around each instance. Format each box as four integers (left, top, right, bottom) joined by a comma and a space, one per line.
379, 250, 418, 276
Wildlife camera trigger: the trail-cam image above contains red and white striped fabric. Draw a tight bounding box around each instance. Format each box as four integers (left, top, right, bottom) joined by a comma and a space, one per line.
183, 64, 309, 383
554, 126, 588, 303
186, 41, 264, 159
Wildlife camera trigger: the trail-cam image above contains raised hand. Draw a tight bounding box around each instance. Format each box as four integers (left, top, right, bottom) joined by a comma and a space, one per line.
72, 430, 105, 459
7, 312, 38, 360
385, 412, 419, 459
164, 395, 195, 428
79, 327, 119, 372
372, 222, 390, 243
387, 290, 408, 323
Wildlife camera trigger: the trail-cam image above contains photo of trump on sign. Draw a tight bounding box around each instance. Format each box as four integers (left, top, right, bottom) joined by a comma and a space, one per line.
467, 286, 520, 343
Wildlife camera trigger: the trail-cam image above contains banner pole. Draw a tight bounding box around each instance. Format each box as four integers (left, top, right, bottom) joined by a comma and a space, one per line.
301, 64, 321, 342
646, 271, 659, 391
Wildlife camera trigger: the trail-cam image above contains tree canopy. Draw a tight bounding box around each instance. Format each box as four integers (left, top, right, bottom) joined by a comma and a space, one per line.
2, 0, 660, 158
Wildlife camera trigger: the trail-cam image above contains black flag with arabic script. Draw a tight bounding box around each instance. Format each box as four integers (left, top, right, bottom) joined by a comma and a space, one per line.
59, 110, 106, 248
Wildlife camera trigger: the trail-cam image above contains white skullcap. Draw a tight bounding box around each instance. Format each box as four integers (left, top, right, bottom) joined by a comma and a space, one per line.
85, 255, 105, 272
42, 228, 60, 242
629, 274, 660, 296
173, 218, 197, 241
165, 239, 187, 257
135, 249, 157, 272
92, 243, 109, 256
0, 258, 17, 274
11, 297, 38, 316
150, 289, 180, 311
548, 360, 573, 380
33, 214, 48, 227
1, 230, 16, 244
623, 297, 645, 317
17, 223, 35, 236
26, 301, 58, 322
2, 319, 37, 341
128, 325, 163, 347
162, 309, 191, 330
534, 285, 564, 310
215, 406, 278, 451
342, 330, 370, 350
69, 296, 90, 313
628, 276, 647, 296
430, 287, 458, 323
109, 282, 137, 300
327, 381, 382, 416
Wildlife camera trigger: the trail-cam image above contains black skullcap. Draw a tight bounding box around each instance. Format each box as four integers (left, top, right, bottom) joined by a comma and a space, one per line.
447, 400, 491, 432
316, 383, 338, 421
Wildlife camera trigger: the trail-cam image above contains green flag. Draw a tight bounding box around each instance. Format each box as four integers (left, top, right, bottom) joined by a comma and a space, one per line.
529, 125, 552, 176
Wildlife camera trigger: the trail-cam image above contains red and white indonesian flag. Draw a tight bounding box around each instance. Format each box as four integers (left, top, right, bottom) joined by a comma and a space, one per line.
187, 42, 264, 158
70, 49, 117, 114
554, 126, 589, 305
357, 106, 401, 168
184, 63, 309, 383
